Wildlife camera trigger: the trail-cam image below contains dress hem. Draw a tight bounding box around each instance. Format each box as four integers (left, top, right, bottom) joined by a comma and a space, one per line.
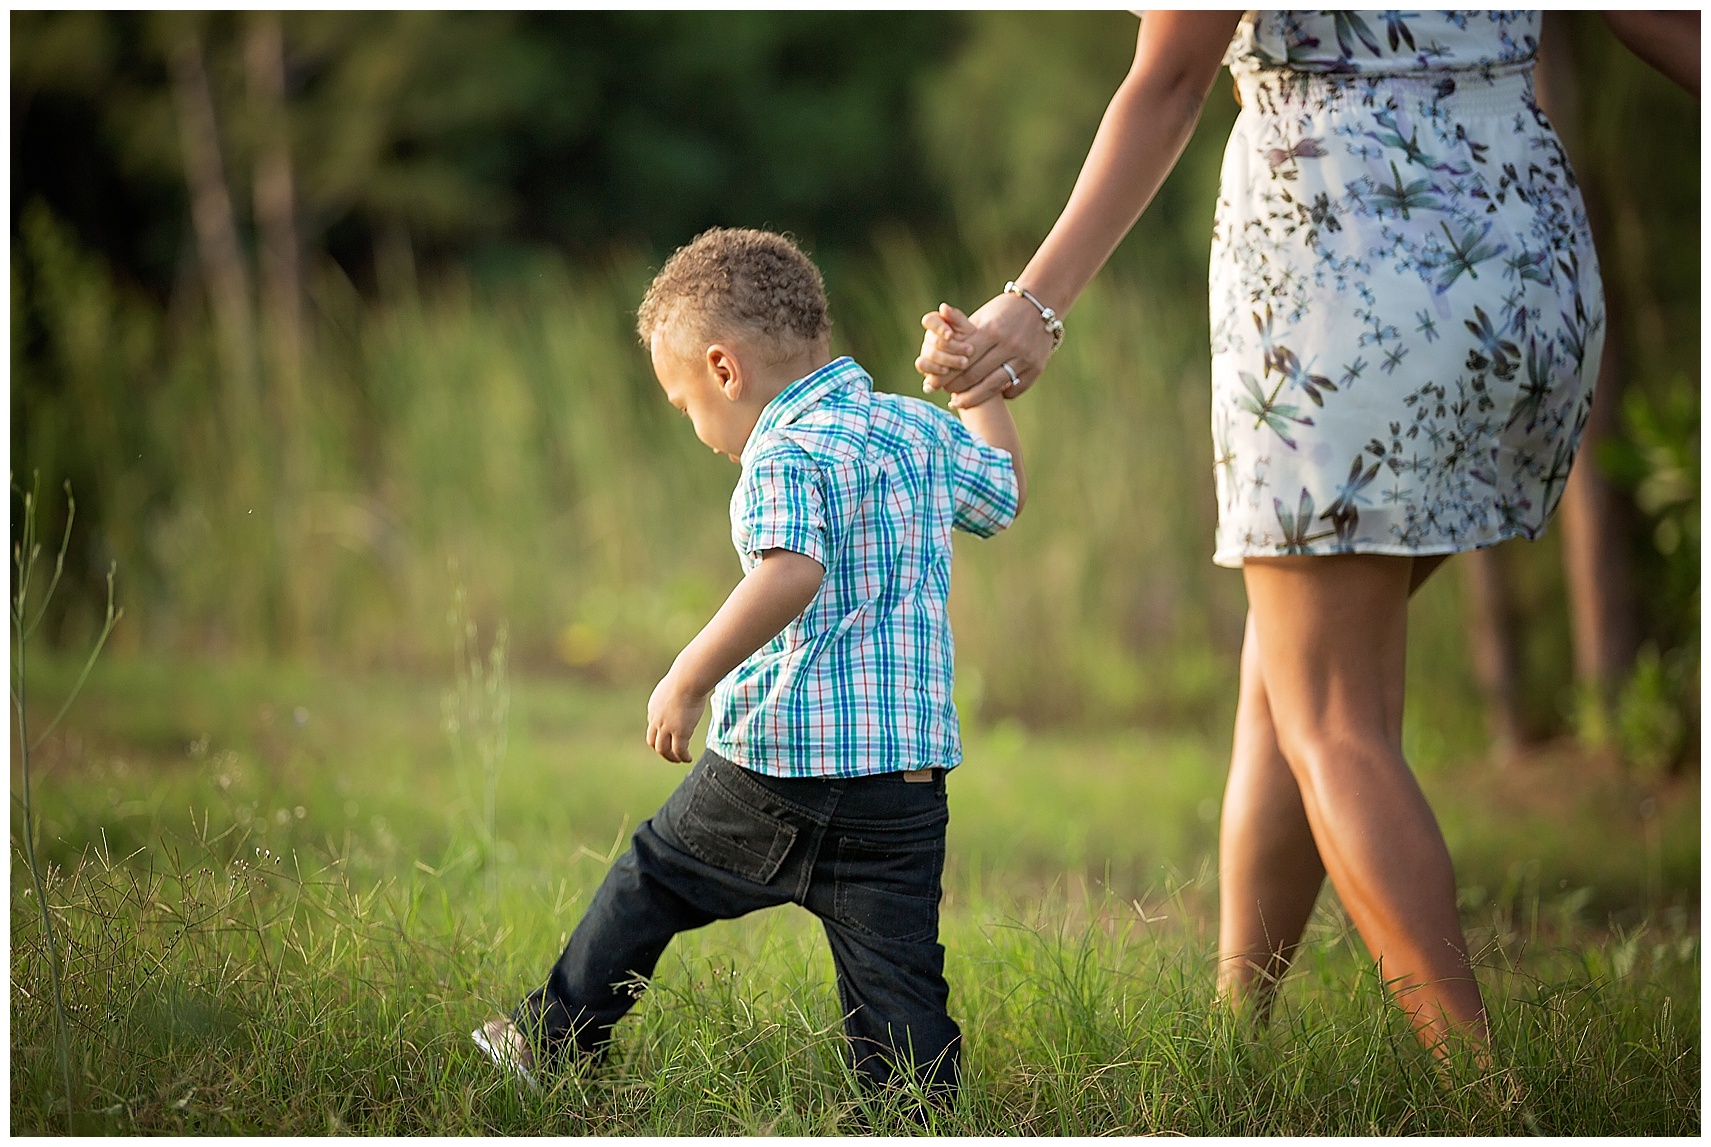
1211, 523, 1546, 569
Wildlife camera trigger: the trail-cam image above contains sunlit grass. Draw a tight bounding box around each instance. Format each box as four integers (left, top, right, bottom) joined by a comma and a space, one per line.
10, 656, 1698, 1133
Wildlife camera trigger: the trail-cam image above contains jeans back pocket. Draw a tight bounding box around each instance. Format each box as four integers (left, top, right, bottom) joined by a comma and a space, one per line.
677, 770, 799, 886
833, 832, 944, 944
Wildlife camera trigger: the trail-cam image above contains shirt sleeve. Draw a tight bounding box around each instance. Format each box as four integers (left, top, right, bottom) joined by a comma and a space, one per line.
947, 417, 1020, 538
735, 440, 829, 567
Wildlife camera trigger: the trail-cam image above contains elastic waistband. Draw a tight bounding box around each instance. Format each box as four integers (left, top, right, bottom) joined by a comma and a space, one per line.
1235, 61, 1534, 120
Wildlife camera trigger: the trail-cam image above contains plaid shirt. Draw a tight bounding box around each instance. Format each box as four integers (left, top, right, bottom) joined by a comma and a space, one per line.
706, 356, 1019, 778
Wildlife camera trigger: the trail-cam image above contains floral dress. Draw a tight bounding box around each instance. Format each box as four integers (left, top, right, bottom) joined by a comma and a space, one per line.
1208, 10, 1604, 567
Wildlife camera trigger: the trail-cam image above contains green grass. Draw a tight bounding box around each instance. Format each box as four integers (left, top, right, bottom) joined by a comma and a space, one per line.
11, 655, 1700, 1134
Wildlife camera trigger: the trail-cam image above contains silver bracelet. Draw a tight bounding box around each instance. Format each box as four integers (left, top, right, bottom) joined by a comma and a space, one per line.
1005, 280, 1065, 352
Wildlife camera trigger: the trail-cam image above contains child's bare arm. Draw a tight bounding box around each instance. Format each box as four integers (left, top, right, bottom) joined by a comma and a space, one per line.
957, 395, 1027, 513
646, 549, 824, 762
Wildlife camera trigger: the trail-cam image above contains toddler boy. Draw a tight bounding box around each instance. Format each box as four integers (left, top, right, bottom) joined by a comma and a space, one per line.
474, 227, 1024, 1104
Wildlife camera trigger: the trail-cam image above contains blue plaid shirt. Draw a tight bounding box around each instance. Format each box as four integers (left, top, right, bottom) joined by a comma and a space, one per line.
706, 356, 1019, 778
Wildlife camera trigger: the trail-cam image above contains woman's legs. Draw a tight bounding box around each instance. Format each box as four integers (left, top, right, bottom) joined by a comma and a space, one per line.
1221, 553, 1486, 1051
1217, 611, 1325, 1013
1218, 554, 1450, 1014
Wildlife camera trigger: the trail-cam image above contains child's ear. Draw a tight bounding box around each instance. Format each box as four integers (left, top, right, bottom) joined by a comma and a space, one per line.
706, 344, 744, 400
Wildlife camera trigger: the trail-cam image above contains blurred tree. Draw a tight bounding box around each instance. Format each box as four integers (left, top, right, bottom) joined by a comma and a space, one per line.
245, 10, 304, 434
166, 16, 257, 420
11, 14, 184, 287
1537, 13, 1639, 746
12, 11, 960, 296
1459, 548, 1525, 757
1558, 13, 1700, 765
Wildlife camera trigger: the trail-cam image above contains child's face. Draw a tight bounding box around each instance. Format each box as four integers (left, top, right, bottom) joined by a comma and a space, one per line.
650, 334, 758, 461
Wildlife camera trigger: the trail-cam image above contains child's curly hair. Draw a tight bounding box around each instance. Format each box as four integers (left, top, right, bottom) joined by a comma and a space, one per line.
637, 228, 831, 358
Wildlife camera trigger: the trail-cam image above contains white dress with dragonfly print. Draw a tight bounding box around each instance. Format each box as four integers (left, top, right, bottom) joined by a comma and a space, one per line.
1208, 11, 1603, 566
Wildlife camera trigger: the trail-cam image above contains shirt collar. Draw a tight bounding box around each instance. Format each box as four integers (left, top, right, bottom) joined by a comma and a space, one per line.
743, 356, 869, 461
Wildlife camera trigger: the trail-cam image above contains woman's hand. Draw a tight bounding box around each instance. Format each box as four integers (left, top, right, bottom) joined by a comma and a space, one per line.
917, 292, 1057, 409
917, 11, 1239, 411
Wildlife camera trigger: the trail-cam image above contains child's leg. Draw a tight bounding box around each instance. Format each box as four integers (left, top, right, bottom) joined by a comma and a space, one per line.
805, 771, 960, 1101
819, 920, 961, 1098
515, 752, 814, 1065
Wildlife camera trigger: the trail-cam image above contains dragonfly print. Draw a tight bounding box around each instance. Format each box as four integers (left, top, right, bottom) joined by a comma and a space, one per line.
1503, 246, 1552, 286
1213, 417, 1238, 502
1330, 11, 1383, 60
1274, 489, 1335, 552
1252, 306, 1338, 405
1369, 160, 1442, 220
1539, 437, 1575, 510
1252, 305, 1285, 376
1319, 453, 1383, 542
1431, 221, 1508, 294
1364, 109, 1474, 176
1506, 337, 1555, 432
1451, 123, 1490, 166
1464, 305, 1521, 380
1272, 345, 1338, 406
1556, 298, 1601, 375
1266, 135, 1329, 179
1207, 12, 1603, 565
1236, 370, 1315, 449
1298, 192, 1343, 239
1383, 12, 1418, 53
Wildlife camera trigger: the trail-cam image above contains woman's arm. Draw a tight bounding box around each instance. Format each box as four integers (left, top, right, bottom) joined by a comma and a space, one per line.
919, 11, 1241, 408
1602, 10, 1699, 98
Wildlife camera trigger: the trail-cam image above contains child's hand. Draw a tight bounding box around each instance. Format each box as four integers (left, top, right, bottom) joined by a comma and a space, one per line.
646, 670, 708, 763
645, 549, 822, 764
916, 302, 977, 387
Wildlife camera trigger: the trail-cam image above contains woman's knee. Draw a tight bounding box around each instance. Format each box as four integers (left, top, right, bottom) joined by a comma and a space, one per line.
1272, 724, 1404, 797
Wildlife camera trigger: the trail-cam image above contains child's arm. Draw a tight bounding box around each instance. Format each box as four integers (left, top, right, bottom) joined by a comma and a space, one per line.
956, 388, 1027, 513
646, 549, 824, 762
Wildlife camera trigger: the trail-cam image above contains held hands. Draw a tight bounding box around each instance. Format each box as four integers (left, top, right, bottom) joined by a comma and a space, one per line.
646, 669, 707, 763
916, 291, 1057, 409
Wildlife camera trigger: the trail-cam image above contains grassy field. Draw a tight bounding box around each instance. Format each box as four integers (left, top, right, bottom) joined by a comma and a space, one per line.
11, 11, 1698, 1134
10, 652, 1698, 1134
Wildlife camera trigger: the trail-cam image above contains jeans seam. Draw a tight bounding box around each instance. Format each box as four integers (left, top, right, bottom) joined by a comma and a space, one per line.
706, 750, 838, 825
794, 817, 830, 904
832, 808, 948, 834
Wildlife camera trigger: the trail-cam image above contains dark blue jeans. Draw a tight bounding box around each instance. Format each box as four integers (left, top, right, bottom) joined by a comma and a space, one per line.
514, 749, 960, 1097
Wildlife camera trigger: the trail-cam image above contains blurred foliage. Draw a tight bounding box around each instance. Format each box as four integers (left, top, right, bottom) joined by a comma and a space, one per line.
919, 13, 1138, 257
919, 12, 1240, 289
11, 11, 953, 287
8, 12, 1699, 749
1560, 11, 1701, 759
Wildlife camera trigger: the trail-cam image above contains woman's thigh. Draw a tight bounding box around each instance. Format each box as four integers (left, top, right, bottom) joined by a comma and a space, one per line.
1241, 553, 1413, 768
